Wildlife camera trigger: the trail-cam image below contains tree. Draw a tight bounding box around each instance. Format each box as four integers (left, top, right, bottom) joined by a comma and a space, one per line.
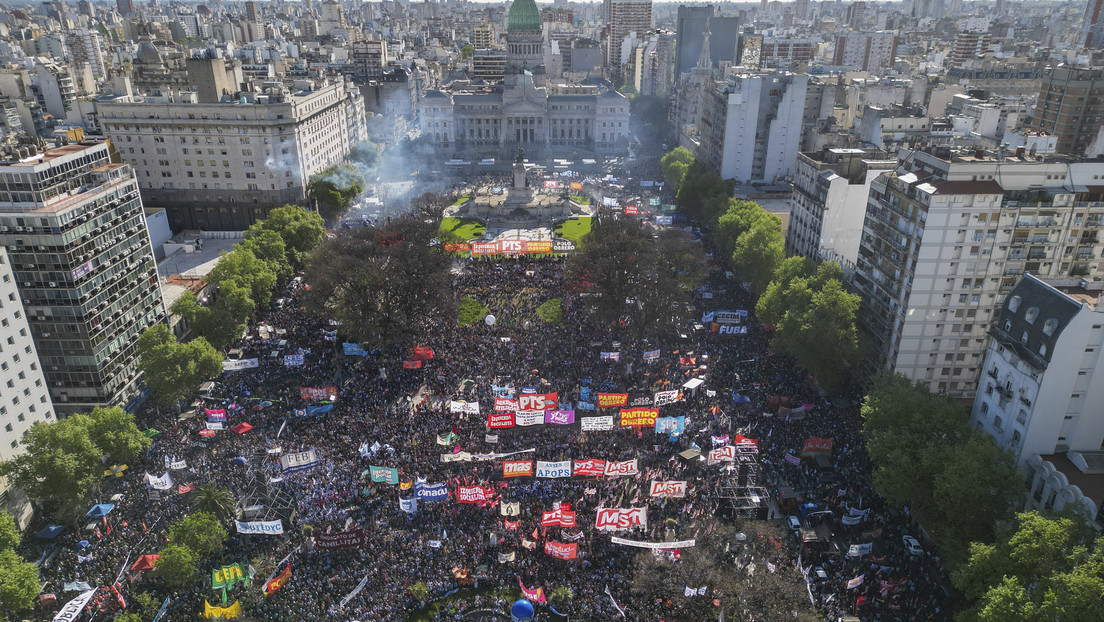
136, 324, 223, 405
0, 549, 39, 613
756, 261, 860, 387
168, 511, 228, 557
192, 484, 237, 522
245, 205, 325, 268
953, 512, 1104, 622
461, 44, 474, 58
304, 219, 455, 348
86, 406, 151, 463
239, 228, 292, 285
862, 374, 1024, 562
171, 288, 251, 352
567, 219, 704, 334
207, 248, 278, 309
156, 544, 200, 587
113, 592, 158, 622
675, 162, 732, 222
536, 298, 564, 325
730, 212, 785, 295
349, 141, 382, 170
660, 147, 694, 194
0, 511, 19, 551
308, 162, 365, 222
458, 297, 490, 327
0, 416, 101, 522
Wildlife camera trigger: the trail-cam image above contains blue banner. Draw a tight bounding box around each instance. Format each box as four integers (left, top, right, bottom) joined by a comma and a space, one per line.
415, 482, 449, 501
577, 401, 595, 411
307, 404, 334, 416
580, 387, 592, 401
294, 408, 308, 417
342, 343, 368, 356
399, 497, 417, 513
655, 416, 686, 437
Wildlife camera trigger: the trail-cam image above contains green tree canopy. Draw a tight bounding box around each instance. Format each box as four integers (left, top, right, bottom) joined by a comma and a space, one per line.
207, 247, 278, 309
731, 211, 785, 296
85, 406, 151, 464
567, 219, 705, 335
661, 148, 695, 194
862, 373, 1024, 562
192, 484, 237, 522
171, 287, 251, 352
675, 161, 733, 222
0, 511, 19, 551
350, 141, 382, 169
953, 512, 1104, 622
239, 228, 292, 285
136, 324, 223, 405
461, 44, 474, 58
245, 204, 325, 268
168, 511, 228, 557
0, 549, 39, 614
156, 544, 200, 588
308, 162, 365, 222
0, 415, 101, 522
305, 218, 455, 348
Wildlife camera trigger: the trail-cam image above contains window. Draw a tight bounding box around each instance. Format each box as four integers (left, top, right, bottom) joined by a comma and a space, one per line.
993, 416, 1003, 431
1043, 319, 1057, 335
1025, 307, 1039, 324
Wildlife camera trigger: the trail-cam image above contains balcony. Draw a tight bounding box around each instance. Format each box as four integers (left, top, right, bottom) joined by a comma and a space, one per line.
995, 384, 1014, 399
1030, 235, 1050, 244
988, 368, 999, 379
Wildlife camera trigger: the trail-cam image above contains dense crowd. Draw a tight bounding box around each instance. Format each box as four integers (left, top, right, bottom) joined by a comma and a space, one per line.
21, 205, 953, 622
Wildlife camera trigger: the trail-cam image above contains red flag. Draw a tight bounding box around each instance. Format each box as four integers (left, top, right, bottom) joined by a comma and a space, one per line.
265, 564, 292, 595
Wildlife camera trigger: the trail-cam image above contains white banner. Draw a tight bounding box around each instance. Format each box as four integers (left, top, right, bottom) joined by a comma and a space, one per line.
205, 421, 224, 430
235, 520, 284, 535
440, 451, 473, 463
515, 410, 544, 426
581, 416, 614, 431
53, 589, 97, 622
144, 472, 173, 490
280, 448, 319, 473
535, 460, 572, 478
604, 459, 638, 477
284, 354, 305, 366
339, 574, 370, 609
649, 481, 687, 498
221, 358, 259, 371
169, 459, 187, 470
653, 390, 680, 406
450, 401, 480, 415
609, 537, 696, 549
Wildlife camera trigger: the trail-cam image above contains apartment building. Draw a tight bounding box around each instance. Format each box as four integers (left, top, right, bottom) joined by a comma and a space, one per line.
0, 141, 165, 416
1028, 67, 1104, 157
696, 72, 807, 184
970, 274, 1104, 527
853, 147, 1104, 397
603, 0, 652, 77
0, 246, 54, 528
97, 79, 368, 231
786, 147, 895, 272
833, 32, 898, 75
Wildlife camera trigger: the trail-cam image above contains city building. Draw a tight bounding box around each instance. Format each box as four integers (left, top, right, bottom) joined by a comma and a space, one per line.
696, 72, 807, 184
1028, 67, 1104, 157
674, 5, 739, 76
97, 78, 368, 231
950, 30, 992, 68
786, 147, 895, 272
0, 245, 54, 529
853, 147, 1104, 397
970, 274, 1104, 526
603, 0, 652, 78
0, 141, 165, 416
833, 32, 899, 75
1082, 0, 1104, 49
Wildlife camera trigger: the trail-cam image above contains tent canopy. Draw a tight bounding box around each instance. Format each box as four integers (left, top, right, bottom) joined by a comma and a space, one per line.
130, 554, 160, 571
231, 422, 254, 434
86, 503, 115, 517
35, 524, 65, 539
682, 378, 705, 390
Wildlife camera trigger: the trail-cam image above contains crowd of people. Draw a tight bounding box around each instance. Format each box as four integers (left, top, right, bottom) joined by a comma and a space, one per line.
19, 184, 955, 622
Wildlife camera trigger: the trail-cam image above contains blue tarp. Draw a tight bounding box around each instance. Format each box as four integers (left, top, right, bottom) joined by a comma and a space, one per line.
86, 503, 115, 517
732, 393, 751, 404
35, 524, 65, 539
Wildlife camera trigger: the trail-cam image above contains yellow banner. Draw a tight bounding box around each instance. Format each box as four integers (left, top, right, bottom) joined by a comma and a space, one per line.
204, 600, 242, 619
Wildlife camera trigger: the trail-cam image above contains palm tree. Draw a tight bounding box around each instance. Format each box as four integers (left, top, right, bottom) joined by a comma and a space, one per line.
192, 484, 236, 522
549, 586, 573, 606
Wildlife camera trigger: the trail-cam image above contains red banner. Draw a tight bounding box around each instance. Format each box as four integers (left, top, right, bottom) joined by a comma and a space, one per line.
595, 507, 648, 531
495, 397, 519, 412
734, 434, 758, 447
413, 346, 434, 360
541, 507, 577, 528
619, 407, 658, 427
517, 393, 557, 412
457, 486, 491, 503
315, 528, 368, 550
487, 412, 515, 429
503, 460, 534, 478
624, 205, 638, 215
801, 437, 834, 457
570, 182, 583, 191
402, 360, 423, 369
596, 393, 629, 408
177, 483, 195, 494
544, 541, 578, 560
505, 520, 519, 530
300, 386, 337, 400
572, 459, 606, 477
264, 564, 292, 595
708, 446, 735, 462
443, 243, 472, 252
604, 459, 638, 477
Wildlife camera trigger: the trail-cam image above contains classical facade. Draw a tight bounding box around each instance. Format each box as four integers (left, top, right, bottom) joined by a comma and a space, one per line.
419, 0, 629, 158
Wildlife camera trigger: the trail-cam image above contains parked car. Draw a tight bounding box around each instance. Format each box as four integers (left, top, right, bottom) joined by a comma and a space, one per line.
787, 515, 802, 535
902, 535, 923, 556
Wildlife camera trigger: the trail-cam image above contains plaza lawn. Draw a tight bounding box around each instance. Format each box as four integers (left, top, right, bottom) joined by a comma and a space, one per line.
439, 217, 485, 240
450, 195, 472, 206
568, 194, 591, 205
554, 217, 593, 244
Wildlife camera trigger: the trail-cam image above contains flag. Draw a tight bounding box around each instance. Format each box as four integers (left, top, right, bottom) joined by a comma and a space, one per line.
605, 585, 627, 617
264, 565, 292, 596
518, 577, 547, 604
847, 574, 864, 589
500, 502, 521, 516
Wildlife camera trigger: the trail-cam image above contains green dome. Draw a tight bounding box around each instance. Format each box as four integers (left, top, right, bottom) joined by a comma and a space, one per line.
507, 0, 541, 33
